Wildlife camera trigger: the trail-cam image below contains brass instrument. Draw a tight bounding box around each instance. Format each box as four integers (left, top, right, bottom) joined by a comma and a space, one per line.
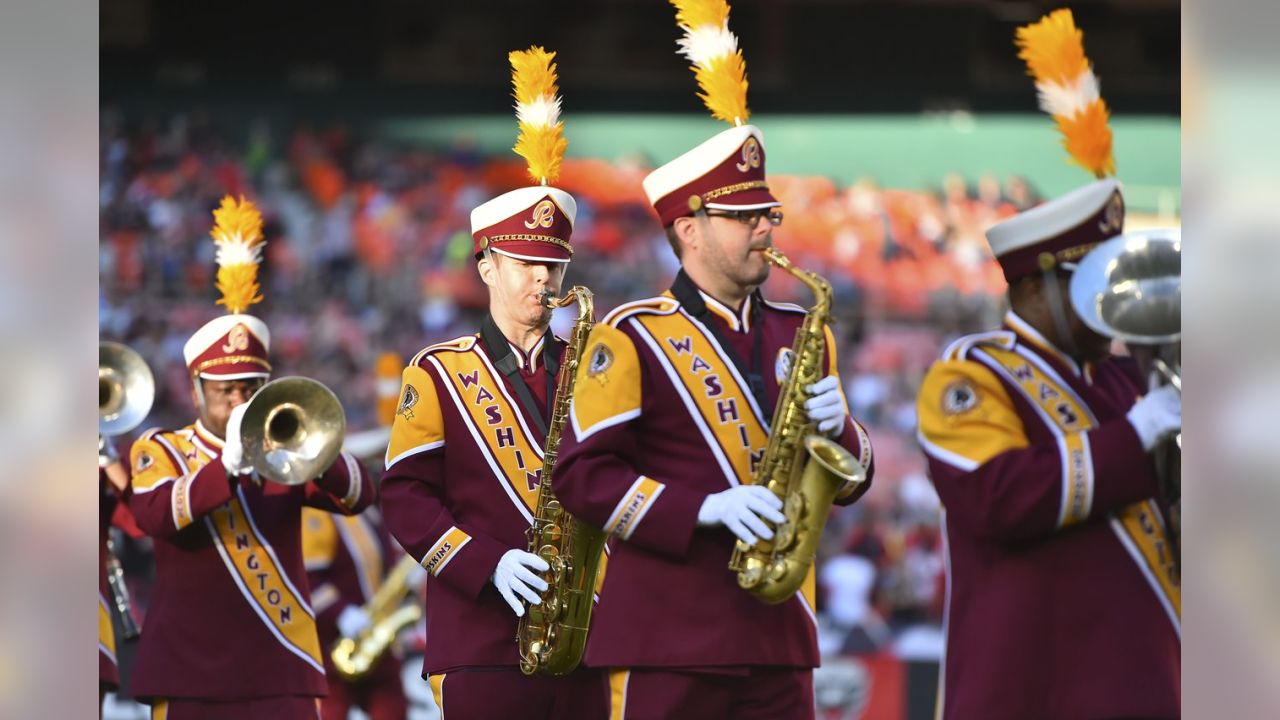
239, 377, 347, 486
99, 341, 155, 641
728, 248, 867, 605
330, 555, 425, 681
1070, 228, 1181, 561
517, 287, 608, 676
100, 341, 155, 438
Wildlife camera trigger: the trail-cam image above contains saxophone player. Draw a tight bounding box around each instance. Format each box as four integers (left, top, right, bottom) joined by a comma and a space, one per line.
302, 506, 413, 720
552, 9, 874, 716
125, 197, 375, 720
914, 13, 1180, 719
379, 48, 608, 719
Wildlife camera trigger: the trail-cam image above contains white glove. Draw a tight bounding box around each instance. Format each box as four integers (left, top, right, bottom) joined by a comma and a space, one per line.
337, 605, 372, 639
491, 549, 549, 618
804, 375, 847, 437
1126, 385, 1181, 451
220, 403, 251, 476
697, 485, 786, 547
404, 560, 429, 588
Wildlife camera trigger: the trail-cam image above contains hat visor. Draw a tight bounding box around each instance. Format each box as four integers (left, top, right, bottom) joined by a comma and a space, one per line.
193, 362, 271, 382
704, 187, 781, 213
483, 241, 571, 263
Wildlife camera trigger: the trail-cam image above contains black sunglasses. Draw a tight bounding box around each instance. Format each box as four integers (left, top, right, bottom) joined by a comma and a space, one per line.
705, 208, 784, 227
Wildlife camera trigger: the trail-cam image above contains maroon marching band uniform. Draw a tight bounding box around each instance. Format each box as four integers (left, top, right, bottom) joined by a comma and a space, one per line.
916, 312, 1180, 720
126, 419, 373, 718
381, 318, 608, 719
302, 506, 409, 720
552, 279, 875, 720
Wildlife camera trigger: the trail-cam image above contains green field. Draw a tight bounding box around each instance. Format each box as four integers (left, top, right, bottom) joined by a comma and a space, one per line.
382, 113, 1180, 214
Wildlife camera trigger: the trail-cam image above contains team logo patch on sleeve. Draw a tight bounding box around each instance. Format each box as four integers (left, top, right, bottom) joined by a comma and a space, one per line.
397, 384, 419, 419
134, 451, 154, 473
775, 348, 796, 384
587, 343, 614, 381
942, 380, 980, 415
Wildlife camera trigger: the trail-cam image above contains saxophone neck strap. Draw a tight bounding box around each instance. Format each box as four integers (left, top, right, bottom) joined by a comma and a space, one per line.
670, 270, 772, 423
480, 313, 556, 437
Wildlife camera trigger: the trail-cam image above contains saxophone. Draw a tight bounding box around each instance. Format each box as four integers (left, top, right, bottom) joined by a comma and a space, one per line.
330, 555, 424, 681
728, 248, 868, 604
517, 286, 608, 676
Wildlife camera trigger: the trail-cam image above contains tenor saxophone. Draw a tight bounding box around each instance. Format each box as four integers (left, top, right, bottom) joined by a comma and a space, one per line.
330, 555, 424, 681
728, 248, 867, 604
517, 286, 608, 676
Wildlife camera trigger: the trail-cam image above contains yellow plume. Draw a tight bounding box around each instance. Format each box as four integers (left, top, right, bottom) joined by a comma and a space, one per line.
672, 0, 730, 31
1016, 10, 1089, 86
510, 46, 567, 185
670, 0, 750, 125
210, 195, 266, 314
1016, 9, 1114, 178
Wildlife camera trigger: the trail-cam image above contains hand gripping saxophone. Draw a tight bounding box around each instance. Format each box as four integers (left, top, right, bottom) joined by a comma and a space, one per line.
728, 248, 867, 604
517, 287, 608, 675
330, 555, 424, 681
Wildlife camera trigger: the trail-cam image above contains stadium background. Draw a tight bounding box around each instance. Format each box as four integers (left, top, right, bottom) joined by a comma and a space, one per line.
99, 1, 1179, 717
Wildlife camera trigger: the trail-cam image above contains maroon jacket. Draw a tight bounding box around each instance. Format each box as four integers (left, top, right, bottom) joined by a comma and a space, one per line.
916, 312, 1180, 719
126, 420, 373, 701
552, 279, 875, 671
302, 506, 406, 684
381, 319, 564, 675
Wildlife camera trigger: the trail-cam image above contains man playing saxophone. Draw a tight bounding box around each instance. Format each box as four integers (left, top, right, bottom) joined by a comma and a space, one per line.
551, 7, 873, 716
302, 506, 414, 720
125, 196, 374, 720
379, 48, 607, 719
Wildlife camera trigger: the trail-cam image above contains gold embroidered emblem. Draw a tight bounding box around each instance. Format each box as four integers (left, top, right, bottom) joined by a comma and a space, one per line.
397, 384, 419, 419
523, 200, 557, 230
942, 380, 980, 415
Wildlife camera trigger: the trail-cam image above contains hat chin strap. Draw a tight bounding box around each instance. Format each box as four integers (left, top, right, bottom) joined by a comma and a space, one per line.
1041, 268, 1080, 360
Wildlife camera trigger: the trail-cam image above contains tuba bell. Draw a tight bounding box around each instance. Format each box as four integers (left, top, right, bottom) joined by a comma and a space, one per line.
1069, 228, 1181, 562
100, 341, 155, 438
239, 377, 347, 485
99, 341, 155, 641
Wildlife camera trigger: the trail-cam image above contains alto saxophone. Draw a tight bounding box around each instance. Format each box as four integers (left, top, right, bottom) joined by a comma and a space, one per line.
330, 555, 424, 681
728, 248, 867, 604
517, 286, 608, 676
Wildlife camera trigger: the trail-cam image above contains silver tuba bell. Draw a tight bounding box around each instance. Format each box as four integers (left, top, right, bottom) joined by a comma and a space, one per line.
239, 377, 347, 485
1069, 228, 1181, 564
100, 341, 156, 438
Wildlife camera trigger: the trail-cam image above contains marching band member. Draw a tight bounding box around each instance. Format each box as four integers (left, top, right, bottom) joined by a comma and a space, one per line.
126, 196, 374, 720
380, 48, 608, 719
302, 506, 413, 720
914, 12, 1180, 719
551, 4, 874, 717
99, 445, 132, 715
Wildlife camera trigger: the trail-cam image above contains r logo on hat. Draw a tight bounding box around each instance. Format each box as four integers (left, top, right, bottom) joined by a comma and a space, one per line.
736, 136, 762, 173
524, 200, 557, 230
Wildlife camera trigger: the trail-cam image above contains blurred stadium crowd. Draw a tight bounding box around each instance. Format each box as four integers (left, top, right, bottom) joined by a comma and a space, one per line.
98, 108, 1044, 676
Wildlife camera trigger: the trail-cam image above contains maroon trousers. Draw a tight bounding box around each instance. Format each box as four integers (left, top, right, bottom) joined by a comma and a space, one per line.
429, 667, 608, 720
608, 667, 815, 720
149, 697, 319, 720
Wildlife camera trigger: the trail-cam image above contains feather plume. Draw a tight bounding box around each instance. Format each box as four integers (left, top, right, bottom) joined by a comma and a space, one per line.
510, 46, 567, 185
1016, 9, 1114, 178
210, 195, 266, 314
670, 0, 749, 125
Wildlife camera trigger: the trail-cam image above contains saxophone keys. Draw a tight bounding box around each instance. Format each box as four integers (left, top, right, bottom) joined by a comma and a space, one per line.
774, 521, 797, 551
738, 557, 766, 589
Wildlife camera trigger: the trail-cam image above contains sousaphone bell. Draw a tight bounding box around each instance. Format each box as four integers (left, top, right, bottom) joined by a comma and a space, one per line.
100, 341, 155, 437
240, 377, 347, 486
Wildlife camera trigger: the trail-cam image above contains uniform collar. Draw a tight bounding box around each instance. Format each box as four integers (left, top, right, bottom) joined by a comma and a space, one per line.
507, 335, 547, 372
670, 270, 757, 334
1004, 310, 1087, 379
193, 420, 225, 450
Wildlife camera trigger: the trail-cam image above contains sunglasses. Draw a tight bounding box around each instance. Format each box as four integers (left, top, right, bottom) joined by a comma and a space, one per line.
705, 208, 784, 227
